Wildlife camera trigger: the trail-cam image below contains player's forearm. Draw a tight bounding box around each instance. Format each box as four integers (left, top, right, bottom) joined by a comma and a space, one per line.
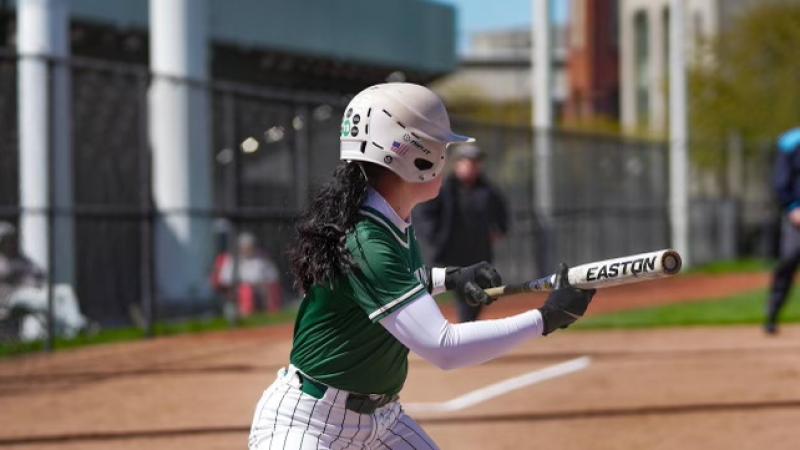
428, 267, 448, 296
380, 293, 543, 370
773, 154, 795, 208
433, 310, 543, 369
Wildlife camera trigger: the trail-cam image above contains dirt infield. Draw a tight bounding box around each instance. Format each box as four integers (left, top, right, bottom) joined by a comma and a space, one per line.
3, 272, 798, 450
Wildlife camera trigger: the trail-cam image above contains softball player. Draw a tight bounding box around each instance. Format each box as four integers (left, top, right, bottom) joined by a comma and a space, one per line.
248, 83, 595, 449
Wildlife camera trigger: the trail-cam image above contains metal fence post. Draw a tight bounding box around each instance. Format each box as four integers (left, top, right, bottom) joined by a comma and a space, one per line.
669, 0, 690, 266
532, 0, 555, 274
222, 90, 241, 325
45, 57, 54, 352
294, 104, 310, 210
138, 71, 156, 337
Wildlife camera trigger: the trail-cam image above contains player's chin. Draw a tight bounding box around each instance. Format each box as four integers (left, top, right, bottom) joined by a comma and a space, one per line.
417, 174, 444, 202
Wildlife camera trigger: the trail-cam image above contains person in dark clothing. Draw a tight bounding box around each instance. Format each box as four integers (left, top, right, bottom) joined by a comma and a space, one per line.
766, 127, 800, 334
414, 144, 509, 322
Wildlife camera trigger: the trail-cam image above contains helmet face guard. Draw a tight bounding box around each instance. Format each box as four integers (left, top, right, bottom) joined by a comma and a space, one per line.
340, 83, 474, 183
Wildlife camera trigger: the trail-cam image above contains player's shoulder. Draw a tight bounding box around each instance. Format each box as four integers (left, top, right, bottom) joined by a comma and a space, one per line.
778, 128, 800, 154
348, 206, 411, 254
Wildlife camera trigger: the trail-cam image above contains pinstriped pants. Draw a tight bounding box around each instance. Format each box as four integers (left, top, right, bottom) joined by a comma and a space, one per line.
249, 367, 439, 450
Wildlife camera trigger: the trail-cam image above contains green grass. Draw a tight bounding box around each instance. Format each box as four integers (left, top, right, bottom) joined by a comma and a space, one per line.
0, 309, 298, 359
686, 258, 772, 275
575, 288, 800, 330
570, 257, 775, 329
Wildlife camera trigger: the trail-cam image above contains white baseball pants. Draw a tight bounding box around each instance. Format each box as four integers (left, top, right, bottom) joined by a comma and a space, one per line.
249, 366, 439, 450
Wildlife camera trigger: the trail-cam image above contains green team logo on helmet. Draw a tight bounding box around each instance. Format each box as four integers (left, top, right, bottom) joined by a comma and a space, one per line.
341, 119, 351, 137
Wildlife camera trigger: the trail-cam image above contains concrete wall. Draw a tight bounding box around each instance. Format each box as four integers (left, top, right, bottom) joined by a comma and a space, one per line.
433, 27, 568, 107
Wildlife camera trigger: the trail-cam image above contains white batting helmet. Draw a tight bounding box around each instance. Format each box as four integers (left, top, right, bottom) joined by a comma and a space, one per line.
339, 83, 474, 183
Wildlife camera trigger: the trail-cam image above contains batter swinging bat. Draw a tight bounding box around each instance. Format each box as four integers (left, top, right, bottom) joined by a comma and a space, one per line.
485, 249, 683, 299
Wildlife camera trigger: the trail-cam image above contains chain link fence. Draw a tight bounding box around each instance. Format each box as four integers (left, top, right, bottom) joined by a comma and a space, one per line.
445, 122, 672, 285
0, 50, 778, 349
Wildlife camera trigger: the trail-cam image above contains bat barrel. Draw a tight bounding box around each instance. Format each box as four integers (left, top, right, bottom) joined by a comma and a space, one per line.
569, 248, 683, 289
485, 248, 683, 299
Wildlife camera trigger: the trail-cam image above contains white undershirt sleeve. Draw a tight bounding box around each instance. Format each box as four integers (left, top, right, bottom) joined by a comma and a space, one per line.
379, 292, 544, 370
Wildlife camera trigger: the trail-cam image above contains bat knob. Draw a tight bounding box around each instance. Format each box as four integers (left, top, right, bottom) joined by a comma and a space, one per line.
662, 251, 683, 275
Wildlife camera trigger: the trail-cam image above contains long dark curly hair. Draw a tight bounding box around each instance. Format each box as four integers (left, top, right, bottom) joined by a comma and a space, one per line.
289, 161, 383, 292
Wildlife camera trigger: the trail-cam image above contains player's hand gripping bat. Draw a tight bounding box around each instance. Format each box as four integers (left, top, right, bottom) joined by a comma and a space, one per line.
484, 249, 682, 299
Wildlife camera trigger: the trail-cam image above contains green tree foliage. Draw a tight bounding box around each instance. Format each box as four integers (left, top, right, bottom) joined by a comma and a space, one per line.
690, 1, 800, 167
432, 82, 532, 126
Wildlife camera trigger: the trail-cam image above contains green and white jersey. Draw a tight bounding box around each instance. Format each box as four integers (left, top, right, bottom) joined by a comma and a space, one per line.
290, 188, 429, 396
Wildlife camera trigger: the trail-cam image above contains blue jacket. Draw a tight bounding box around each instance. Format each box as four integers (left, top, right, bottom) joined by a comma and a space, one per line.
774, 128, 800, 213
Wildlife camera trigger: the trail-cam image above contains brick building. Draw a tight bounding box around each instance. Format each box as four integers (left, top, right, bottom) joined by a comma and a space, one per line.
564, 0, 620, 125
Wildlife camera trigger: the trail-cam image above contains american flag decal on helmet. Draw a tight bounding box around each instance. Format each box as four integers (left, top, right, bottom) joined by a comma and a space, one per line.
391, 141, 410, 156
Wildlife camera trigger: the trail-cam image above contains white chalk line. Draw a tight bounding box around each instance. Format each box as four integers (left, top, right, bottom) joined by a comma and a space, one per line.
404, 356, 591, 414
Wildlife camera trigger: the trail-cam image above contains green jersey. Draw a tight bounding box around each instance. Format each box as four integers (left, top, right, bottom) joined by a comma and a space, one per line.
290, 199, 429, 396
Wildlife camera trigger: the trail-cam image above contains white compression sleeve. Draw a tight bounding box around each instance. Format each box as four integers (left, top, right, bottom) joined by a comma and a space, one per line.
380, 293, 544, 370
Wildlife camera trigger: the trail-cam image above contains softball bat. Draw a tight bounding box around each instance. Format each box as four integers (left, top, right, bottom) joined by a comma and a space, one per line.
484, 249, 683, 299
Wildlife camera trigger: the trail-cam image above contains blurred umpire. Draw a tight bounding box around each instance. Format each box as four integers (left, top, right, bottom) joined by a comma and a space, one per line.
414, 144, 509, 322
767, 127, 800, 334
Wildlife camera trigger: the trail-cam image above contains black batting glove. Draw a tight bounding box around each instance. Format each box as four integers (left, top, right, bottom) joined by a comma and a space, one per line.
538, 263, 596, 335
444, 261, 503, 307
